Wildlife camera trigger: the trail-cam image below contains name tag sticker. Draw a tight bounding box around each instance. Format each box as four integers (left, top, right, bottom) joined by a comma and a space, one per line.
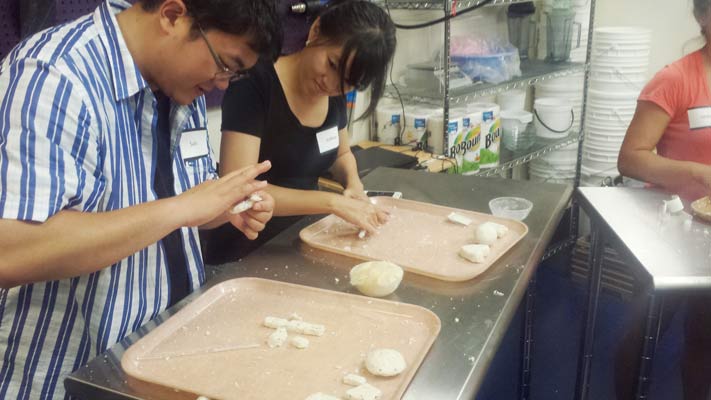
180, 129, 209, 160
688, 106, 711, 130
316, 126, 339, 154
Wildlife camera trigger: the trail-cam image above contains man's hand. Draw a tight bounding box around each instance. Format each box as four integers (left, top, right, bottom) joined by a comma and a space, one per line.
174, 161, 271, 228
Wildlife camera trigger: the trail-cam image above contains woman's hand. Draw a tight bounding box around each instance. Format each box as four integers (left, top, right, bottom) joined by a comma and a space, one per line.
691, 164, 711, 198
332, 195, 390, 234
227, 190, 274, 239
342, 183, 368, 202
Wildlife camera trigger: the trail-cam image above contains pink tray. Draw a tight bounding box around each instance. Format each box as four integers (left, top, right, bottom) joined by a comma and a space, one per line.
300, 197, 528, 282
121, 278, 441, 400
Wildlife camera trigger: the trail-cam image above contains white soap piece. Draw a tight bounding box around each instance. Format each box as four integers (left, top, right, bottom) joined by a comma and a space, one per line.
230, 194, 263, 214
345, 383, 382, 400
364, 348, 407, 377
305, 393, 341, 400
196, 396, 211, 400
289, 313, 303, 321
459, 244, 491, 263
286, 320, 326, 336
349, 261, 404, 297
358, 230, 367, 239
267, 327, 288, 348
263, 316, 289, 329
343, 373, 367, 386
290, 336, 310, 349
665, 195, 684, 214
487, 222, 509, 238
475, 223, 498, 245
447, 212, 472, 226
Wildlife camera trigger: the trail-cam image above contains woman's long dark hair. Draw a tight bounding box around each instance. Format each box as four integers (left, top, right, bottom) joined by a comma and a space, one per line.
695, 0, 711, 35
314, 0, 396, 120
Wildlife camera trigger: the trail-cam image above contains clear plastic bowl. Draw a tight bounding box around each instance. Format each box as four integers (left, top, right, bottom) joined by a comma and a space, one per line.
489, 197, 533, 220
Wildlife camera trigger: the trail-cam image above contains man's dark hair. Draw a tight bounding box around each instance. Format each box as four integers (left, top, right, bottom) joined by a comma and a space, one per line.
140, 0, 283, 62
314, 0, 396, 120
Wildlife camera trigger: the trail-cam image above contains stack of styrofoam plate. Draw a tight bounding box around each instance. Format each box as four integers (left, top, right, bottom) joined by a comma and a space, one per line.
528, 142, 578, 184
580, 27, 651, 186
581, 87, 639, 184
590, 27, 651, 93
535, 73, 585, 134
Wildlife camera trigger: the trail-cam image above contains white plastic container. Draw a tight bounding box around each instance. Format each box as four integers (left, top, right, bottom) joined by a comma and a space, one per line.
534, 98, 574, 138
501, 110, 534, 151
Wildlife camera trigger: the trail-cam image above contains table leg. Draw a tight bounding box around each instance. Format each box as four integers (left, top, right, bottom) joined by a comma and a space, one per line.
634, 292, 664, 400
519, 271, 537, 400
574, 224, 605, 400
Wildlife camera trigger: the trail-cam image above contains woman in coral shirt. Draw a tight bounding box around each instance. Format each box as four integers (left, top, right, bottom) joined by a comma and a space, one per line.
616, 2, 711, 398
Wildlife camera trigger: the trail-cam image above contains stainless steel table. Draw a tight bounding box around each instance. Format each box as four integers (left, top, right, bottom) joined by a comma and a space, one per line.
574, 187, 711, 400
65, 168, 572, 400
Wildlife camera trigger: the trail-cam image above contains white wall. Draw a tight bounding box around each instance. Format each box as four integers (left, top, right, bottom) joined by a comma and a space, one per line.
595, 0, 702, 78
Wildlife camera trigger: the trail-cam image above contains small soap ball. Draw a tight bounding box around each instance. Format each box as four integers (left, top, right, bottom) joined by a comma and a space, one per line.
459, 244, 490, 263
365, 348, 407, 377
475, 223, 498, 245
350, 261, 404, 297
488, 222, 508, 238
665, 195, 684, 214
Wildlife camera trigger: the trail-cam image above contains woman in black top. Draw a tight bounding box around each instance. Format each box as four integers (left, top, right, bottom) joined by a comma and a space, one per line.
204, 0, 397, 263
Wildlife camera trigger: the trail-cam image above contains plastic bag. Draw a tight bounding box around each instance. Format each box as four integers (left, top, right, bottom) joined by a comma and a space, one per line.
449, 36, 522, 84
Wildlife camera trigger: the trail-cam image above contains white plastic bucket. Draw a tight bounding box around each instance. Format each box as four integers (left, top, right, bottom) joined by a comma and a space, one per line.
585, 136, 623, 151
589, 76, 645, 92
581, 163, 620, 179
588, 88, 641, 100
583, 142, 619, 163
586, 126, 628, 140
594, 27, 652, 42
591, 59, 650, 71
534, 98, 574, 138
586, 106, 635, 123
590, 69, 646, 84
497, 90, 527, 111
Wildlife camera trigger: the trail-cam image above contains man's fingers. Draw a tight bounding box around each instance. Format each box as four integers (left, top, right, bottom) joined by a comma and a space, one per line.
222, 160, 271, 183
226, 180, 268, 205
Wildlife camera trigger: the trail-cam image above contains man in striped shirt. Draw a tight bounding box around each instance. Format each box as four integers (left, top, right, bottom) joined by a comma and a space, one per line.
0, 0, 283, 398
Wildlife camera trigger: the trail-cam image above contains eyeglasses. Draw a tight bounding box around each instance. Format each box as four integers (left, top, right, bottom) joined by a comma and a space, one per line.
197, 25, 249, 82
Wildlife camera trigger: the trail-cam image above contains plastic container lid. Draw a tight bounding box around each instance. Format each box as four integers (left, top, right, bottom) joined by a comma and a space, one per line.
501, 110, 533, 123
507, 2, 536, 16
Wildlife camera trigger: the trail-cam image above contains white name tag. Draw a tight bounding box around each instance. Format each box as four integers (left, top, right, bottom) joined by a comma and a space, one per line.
688, 107, 711, 130
179, 129, 209, 160
316, 126, 340, 154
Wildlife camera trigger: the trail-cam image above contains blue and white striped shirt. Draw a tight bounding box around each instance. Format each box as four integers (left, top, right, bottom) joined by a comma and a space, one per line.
0, 1, 218, 398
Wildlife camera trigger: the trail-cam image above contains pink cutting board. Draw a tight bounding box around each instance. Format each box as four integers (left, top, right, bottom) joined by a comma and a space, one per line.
300, 197, 528, 282
121, 278, 441, 400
